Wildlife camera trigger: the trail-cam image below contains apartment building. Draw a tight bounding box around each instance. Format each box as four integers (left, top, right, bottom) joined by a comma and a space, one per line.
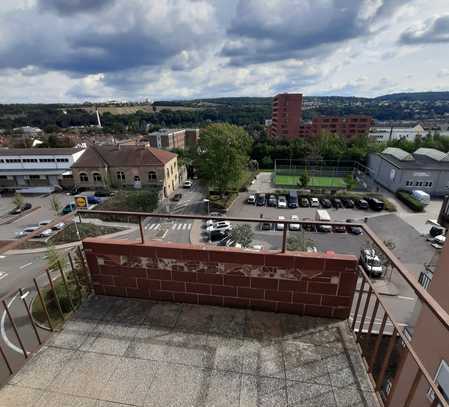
0, 148, 85, 189
270, 93, 303, 139
369, 124, 426, 143
71, 144, 181, 197
269, 92, 373, 140
146, 128, 200, 150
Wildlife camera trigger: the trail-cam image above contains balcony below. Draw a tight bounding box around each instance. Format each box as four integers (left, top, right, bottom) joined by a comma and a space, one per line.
1, 295, 379, 407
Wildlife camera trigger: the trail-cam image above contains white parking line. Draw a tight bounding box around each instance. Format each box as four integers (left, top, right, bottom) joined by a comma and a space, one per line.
398, 296, 415, 301
19, 262, 32, 269
0, 272, 8, 281
1, 294, 30, 355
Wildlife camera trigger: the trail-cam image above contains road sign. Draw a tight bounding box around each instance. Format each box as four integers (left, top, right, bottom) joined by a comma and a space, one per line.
74, 196, 88, 209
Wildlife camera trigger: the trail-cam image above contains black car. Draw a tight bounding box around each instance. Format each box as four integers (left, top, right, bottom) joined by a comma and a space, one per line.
261, 221, 272, 231
70, 186, 87, 196
171, 193, 183, 201
300, 197, 310, 207
320, 198, 332, 208
346, 219, 363, 235
302, 218, 316, 232
342, 198, 355, 208
10, 202, 32, 215
256, 193, 266, 206
267, 194, 277, 207
210, 229, 230, 242
366, 197, 384, 211
94, 188, 113, 197
355, 199, 369, 209
332, 198, 343, 209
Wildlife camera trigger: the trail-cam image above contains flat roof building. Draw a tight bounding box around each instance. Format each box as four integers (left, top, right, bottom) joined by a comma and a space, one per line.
368, 147, 449, 196
146, 128, 200, 150
270, 93, 303, 140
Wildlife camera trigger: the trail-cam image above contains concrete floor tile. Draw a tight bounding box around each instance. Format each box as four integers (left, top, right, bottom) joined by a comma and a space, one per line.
204, 370, 241, 407
0, 385, 43, 407
285, 359, 331, 385
283, 341, 322, 368
288, 390, 337, 407
103, 298, 150, 325
143, 302, 181, 328
51, 352, 121, 399
208, 307, 246, 337
35, 392, 97, 407
333, 384, 365, 406
175, 304, 214, 333
100, 357, 157, 406
207, 336, 245, 373
47, 320, 98, 350
143, 363, 206, 407
73, 296, 116, 321
244, 311, 284, 340
286, 380, 334, 406
257, 377, 288, 407
239, 375, 258, 407
9, 347, 75, 389
242, 341, 285, 378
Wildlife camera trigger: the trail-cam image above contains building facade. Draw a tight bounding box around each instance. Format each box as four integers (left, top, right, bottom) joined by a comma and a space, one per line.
369, 124, 425, 143
368, 147, 449, 196
388, 241, 449, 406
71, 145, 181, 197
0, 148, 85, 189
146, 128, 200, 150
270, 93, 303, 140
269, 92, 372, 140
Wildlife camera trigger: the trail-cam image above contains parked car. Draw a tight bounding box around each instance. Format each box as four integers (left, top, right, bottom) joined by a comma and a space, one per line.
342, 198, 355, 208
320, 198, 332, 208
276, 216, 286, 231
22, 203, 32, 211
171, 193, 183, 202
360, 249, 384, 278
94, 188, 113, 197
261, 221, 272, 231
299, 197, 310, 207
183, 180, 193, 188
355, 199, 369, 209
306, 246, 318, 253
87, 195, 101, 205
287, 191, 299, 208
206, 221, 232, 233
62, 203, 76, 214
70, 186, 87, 196
210, 229, 230, 242
318, 224, 332, 233
346, 219, 362, 235
51, 222, 65, 231
10, 202, 32, 215
277, 196, 287, 209
15, 225, 39, 238
267, 194, 277, 207
302, 218, 316, 232
37, 228, 53, 238
310, 197, 320, 208
256, 193, 266, 206
289, 215, 301, 231
333, 224, 346, 233
247, 194, 256, 204
331, 198, 343, 209
10, 207, 22, 215
366, 197, 384, 211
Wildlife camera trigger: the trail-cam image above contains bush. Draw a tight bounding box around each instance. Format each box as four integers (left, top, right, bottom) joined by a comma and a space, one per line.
396, 191, 425, 212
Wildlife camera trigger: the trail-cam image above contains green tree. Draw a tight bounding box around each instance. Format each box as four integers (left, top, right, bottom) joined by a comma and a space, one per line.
49, 195, 62, 215
287, 231, 315, 252
126, 190, 159, 212
230, 224, 254, 248
299, 168, 310, 188
47, 244, 66, 271
261, 156, 273, 169
344, 175, 358, 191
12, 193, 24, 209
197, 123, 252, 195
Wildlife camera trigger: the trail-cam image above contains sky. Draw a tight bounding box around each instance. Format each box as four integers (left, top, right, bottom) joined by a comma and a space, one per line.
1, 0, 449, 103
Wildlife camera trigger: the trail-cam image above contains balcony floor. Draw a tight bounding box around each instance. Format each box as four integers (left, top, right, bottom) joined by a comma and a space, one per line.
1, 296, 379, 406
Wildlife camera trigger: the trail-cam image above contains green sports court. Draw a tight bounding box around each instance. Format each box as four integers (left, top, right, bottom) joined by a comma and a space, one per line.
274, 174, 347, 188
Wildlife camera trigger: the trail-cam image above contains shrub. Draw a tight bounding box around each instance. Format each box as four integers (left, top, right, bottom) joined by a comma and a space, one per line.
396, 190, 424, 212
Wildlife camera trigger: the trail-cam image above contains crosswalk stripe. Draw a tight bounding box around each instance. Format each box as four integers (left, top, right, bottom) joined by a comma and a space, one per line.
187, 224, 191, 230
171, 224, 177, 230
182, 224, 188, 230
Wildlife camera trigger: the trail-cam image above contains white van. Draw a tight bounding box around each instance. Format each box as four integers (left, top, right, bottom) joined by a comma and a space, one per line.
412, 190, 430, 206
315, 210, 332, 232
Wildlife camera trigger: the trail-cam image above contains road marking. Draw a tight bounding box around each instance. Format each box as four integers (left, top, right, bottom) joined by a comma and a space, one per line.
19, 262, 32, 269
0, 272, 7, 281
398, 296, 415, 301
161, 230, 168, 239
1, 293, 30, 355
0, 256, 5, 259
171, 224, 176, 230
182, 224, 188, 230
187, 223, 192, 230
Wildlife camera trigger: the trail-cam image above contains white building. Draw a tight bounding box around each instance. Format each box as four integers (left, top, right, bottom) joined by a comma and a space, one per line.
369, 124, 426, 143
0, 148, 85, 190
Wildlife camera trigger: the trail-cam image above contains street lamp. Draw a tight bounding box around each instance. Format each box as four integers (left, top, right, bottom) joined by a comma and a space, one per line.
203, 199, 210, 215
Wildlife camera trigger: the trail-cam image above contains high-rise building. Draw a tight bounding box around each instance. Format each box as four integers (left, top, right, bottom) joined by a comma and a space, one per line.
270, 93, 303, 140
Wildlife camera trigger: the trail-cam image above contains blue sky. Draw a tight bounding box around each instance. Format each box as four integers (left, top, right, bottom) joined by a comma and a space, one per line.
1, 0, 449, 102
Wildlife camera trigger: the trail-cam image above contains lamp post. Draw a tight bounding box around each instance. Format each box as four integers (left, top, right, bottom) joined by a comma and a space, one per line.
203, 199, 210, 215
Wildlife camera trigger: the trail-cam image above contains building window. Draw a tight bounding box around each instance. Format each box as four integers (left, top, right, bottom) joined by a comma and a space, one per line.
148, 171, 157, 181
80, 173, 89, 182
56, 158, 69, 163
427, 360, 449, 404
29, 175, 40, 180
93, 173, 102, 182
406, 181, 413, 186
134, 175, 140, 182
0, 176, 7, 179
117, 171, 125, 182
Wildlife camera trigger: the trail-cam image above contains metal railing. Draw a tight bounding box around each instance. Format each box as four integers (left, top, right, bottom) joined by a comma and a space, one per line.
0, 208, 447, 406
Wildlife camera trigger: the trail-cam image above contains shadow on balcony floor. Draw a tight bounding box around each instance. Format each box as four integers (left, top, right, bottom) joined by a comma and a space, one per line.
1, 296, 380, 406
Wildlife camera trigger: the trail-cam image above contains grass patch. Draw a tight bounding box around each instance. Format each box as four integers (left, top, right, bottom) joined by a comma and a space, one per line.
49, 223, 123, 244
275, 174, 347, 188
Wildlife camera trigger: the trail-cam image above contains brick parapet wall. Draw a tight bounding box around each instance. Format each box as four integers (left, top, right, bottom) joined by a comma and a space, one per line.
83, 238, 358, 319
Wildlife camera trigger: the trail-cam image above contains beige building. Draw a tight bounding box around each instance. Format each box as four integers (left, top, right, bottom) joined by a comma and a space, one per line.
389, 241, 449, 406
71, 145, 181, 197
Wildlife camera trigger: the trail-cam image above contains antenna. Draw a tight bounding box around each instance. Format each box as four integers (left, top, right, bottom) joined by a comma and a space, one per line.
96, 108, 102, 128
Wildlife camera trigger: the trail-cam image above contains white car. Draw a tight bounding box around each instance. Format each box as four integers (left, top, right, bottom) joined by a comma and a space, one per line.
183, 180, 193, 188
206, 221, 232, 233
277, 196, 287, 209
247, 194, 256, 204
310, 197, 320, 207
38, 229, 53, 238
39, 220, 65, 231
276, 216, 286, 231
289, 215, 300, 231
15, 225, 39, 238
360, 249, 384, 277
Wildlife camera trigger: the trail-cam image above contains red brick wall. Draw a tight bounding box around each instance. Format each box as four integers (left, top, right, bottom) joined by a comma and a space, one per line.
82, 238, 358, 319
